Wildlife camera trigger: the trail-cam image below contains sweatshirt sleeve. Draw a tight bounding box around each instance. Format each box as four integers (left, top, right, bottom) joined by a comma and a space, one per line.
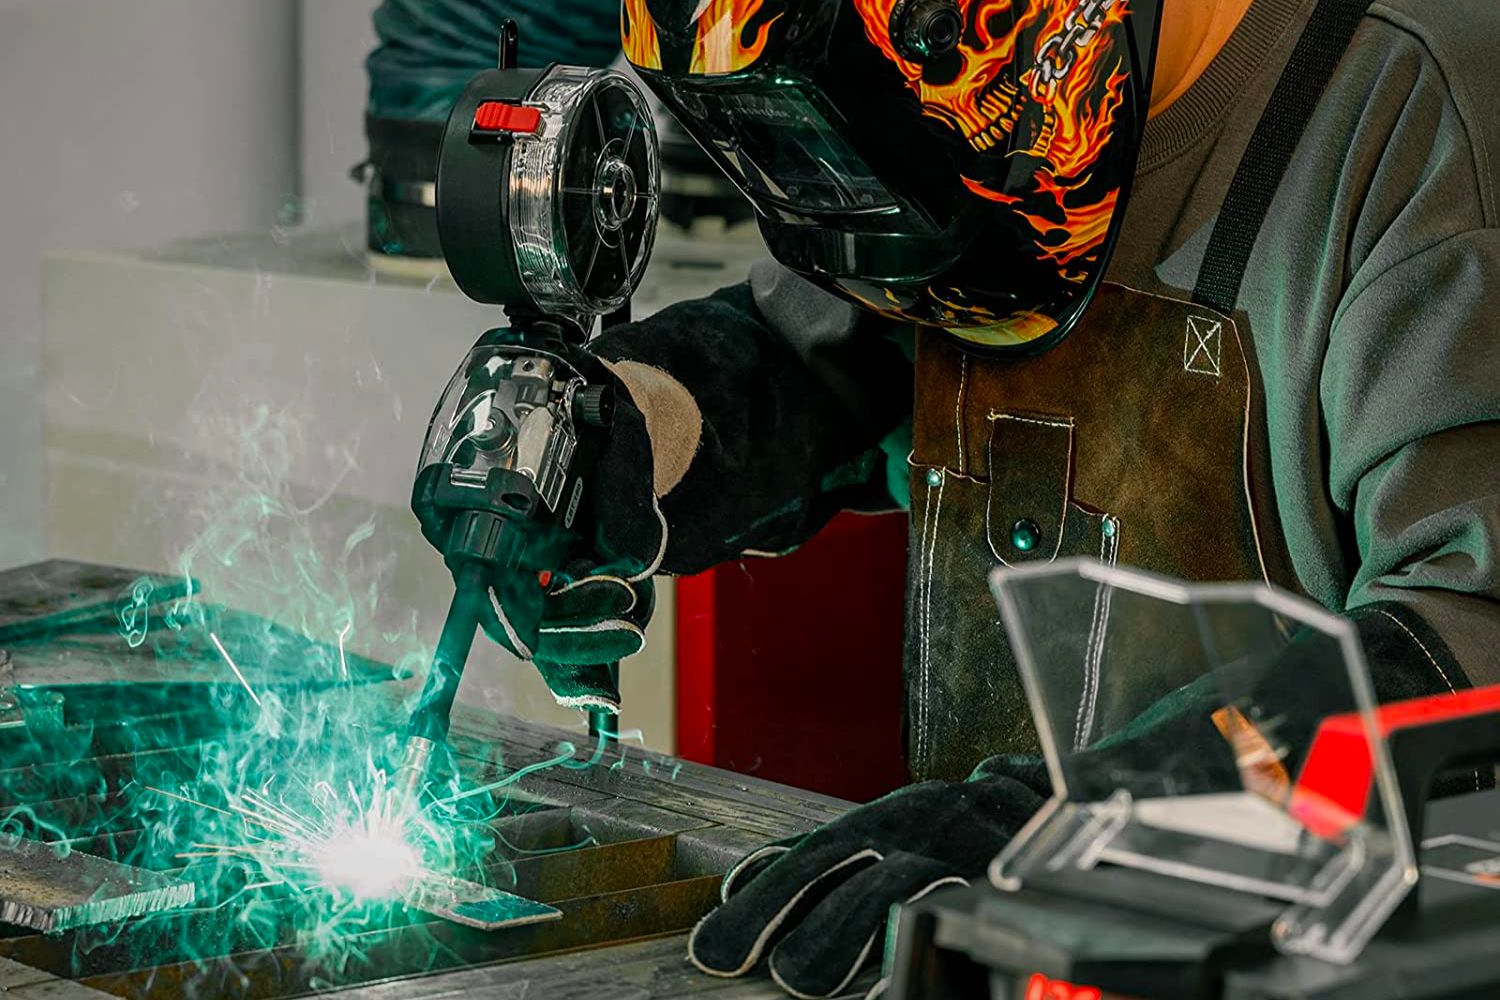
1263, 5, 1500, 701
1326, 228, 1500, 693
591, 261, 914, 575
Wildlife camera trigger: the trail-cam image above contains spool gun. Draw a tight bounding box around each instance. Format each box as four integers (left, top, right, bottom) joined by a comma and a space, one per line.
394, 23, 660, 811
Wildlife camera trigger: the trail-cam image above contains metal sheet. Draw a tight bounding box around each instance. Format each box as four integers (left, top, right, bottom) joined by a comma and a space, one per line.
401, 872, 561, 930
0, 561, 192, 638
5, 605, 395, 689
321, 934, 879, 999
0, 838, 194, 933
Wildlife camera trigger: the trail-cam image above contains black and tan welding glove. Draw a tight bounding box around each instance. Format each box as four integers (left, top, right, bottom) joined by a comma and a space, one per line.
687, 772, 1045, 998
476, 358, 700, 713
686, 677, 1248, 999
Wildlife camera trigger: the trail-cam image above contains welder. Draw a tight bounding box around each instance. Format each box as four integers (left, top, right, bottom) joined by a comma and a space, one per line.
425, 0, 1500, 993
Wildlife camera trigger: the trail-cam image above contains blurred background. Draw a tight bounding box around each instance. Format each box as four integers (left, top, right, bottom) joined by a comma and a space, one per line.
0, 0, 907, 800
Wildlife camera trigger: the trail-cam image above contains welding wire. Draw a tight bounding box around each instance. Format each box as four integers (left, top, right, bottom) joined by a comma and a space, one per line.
143, 786, 236, 818
489, 825, 597, 857
208, 632, 263, 707
431, 747, 581, 807
436, 724, 627, 808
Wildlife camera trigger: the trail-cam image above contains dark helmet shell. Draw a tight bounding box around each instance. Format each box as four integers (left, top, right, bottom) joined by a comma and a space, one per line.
624, 0, 1161, 350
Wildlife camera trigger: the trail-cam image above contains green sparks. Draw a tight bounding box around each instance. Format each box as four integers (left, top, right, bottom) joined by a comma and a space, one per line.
3, 403, 688, 986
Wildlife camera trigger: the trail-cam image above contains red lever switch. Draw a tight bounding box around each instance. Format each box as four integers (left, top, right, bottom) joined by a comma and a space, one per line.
472, 101, 541, 137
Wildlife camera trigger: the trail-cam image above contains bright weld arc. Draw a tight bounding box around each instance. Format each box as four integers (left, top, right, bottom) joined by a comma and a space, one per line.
67, 409, 570, 968
209, 632, 263, 708
159, 774, 425, 903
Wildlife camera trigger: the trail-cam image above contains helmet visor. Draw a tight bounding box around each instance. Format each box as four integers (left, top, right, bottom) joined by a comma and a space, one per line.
649, 73, 902, 216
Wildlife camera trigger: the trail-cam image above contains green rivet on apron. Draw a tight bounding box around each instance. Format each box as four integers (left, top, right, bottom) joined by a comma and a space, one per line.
1010, 519, 1041, 552
1102, 518, 1116, 539
925, 469, 942, 487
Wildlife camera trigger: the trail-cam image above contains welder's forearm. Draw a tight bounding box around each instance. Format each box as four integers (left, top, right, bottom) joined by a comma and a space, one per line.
594, 281, 913, 574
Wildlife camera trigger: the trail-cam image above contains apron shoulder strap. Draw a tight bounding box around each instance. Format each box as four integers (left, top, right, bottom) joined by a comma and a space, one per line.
1193, 0, 1375, 314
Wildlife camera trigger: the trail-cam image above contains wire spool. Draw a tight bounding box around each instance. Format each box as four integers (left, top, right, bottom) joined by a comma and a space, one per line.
438, 65, 660, 318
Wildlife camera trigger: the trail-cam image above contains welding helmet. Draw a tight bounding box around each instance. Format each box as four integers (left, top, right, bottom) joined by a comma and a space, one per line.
623, 0, 1162, 350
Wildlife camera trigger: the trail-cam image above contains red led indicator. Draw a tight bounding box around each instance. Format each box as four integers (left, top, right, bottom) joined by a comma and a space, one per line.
1025, 973, 1102, 1000
472, 101, 541, 135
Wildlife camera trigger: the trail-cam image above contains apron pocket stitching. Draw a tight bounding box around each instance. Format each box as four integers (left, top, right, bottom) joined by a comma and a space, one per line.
920, 473, 945, 769
985, 411, 1074, 429
954, 356, 969, 474
913, 470, 939, 770
1074, 514, 1121, 749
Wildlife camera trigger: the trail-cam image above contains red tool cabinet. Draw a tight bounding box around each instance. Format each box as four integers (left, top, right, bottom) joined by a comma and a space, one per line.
674, 511, 910, 802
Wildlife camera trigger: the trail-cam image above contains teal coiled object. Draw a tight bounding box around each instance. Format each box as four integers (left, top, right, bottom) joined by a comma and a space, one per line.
362, 0, 621, 258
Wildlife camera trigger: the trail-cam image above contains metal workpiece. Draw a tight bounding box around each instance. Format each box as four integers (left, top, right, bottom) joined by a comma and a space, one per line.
0, 838, 194, 933
0, 649, 19, 731
0, 561, 194, 645
0, 562, 393, 693
0, 956, 115, 999
398, 871, 560, 930
0, 559, 854, 999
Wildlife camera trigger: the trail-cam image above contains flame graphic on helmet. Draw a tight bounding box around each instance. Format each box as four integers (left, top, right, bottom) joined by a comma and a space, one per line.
622, 0, 663, 71
690, 0, 783, 75
855, 0, 1131, 282
853, 0, 1045, 145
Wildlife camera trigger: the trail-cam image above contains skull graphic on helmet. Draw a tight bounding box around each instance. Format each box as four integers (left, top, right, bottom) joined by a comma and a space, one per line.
853, 0, 1048, 153
853, 0, 1132, 278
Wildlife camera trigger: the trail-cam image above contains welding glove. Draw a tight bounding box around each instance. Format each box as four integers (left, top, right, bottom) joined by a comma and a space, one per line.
474, 358, 697, 713
686, 674, 1253, 998
687, 770, 1045, 998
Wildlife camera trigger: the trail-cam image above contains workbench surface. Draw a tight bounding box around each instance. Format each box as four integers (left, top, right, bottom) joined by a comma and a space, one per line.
0, 560, 866, 999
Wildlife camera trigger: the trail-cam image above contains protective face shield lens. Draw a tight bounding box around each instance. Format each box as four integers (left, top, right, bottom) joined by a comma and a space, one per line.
658, 75, 899, 216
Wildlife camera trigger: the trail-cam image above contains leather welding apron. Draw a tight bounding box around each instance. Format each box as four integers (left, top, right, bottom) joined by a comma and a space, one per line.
901, 0, 1371, 782
905, 286, 1294, 780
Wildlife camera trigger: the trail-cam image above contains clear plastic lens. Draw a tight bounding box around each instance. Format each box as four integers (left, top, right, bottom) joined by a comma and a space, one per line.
508, 67, 660, 315
417, 345, 580, 509
988, 560, 1416, 966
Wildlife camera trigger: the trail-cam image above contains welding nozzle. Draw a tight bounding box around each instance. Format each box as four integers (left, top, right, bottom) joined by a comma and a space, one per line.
392, 735, 439, 817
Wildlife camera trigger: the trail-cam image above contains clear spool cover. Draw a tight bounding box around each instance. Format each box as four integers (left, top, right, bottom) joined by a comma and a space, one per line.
509, 66, 660, 316
988, 559, 1417, 966
417, 344, 580, 509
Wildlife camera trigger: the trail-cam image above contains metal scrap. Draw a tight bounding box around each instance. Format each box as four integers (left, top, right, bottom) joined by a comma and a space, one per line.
0, 838, 195, 933
0, 650, 19, 730
0, 652, 62, 734
401, 871, 561, 931
0, 562, 194, 645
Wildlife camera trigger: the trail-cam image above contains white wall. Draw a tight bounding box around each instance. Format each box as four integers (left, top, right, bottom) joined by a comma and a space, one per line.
299, 0, 380, 229
0, 0, 299, 570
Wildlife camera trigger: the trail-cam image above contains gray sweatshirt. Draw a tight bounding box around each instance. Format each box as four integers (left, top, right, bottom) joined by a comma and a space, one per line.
1111, 0, 1500, 684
